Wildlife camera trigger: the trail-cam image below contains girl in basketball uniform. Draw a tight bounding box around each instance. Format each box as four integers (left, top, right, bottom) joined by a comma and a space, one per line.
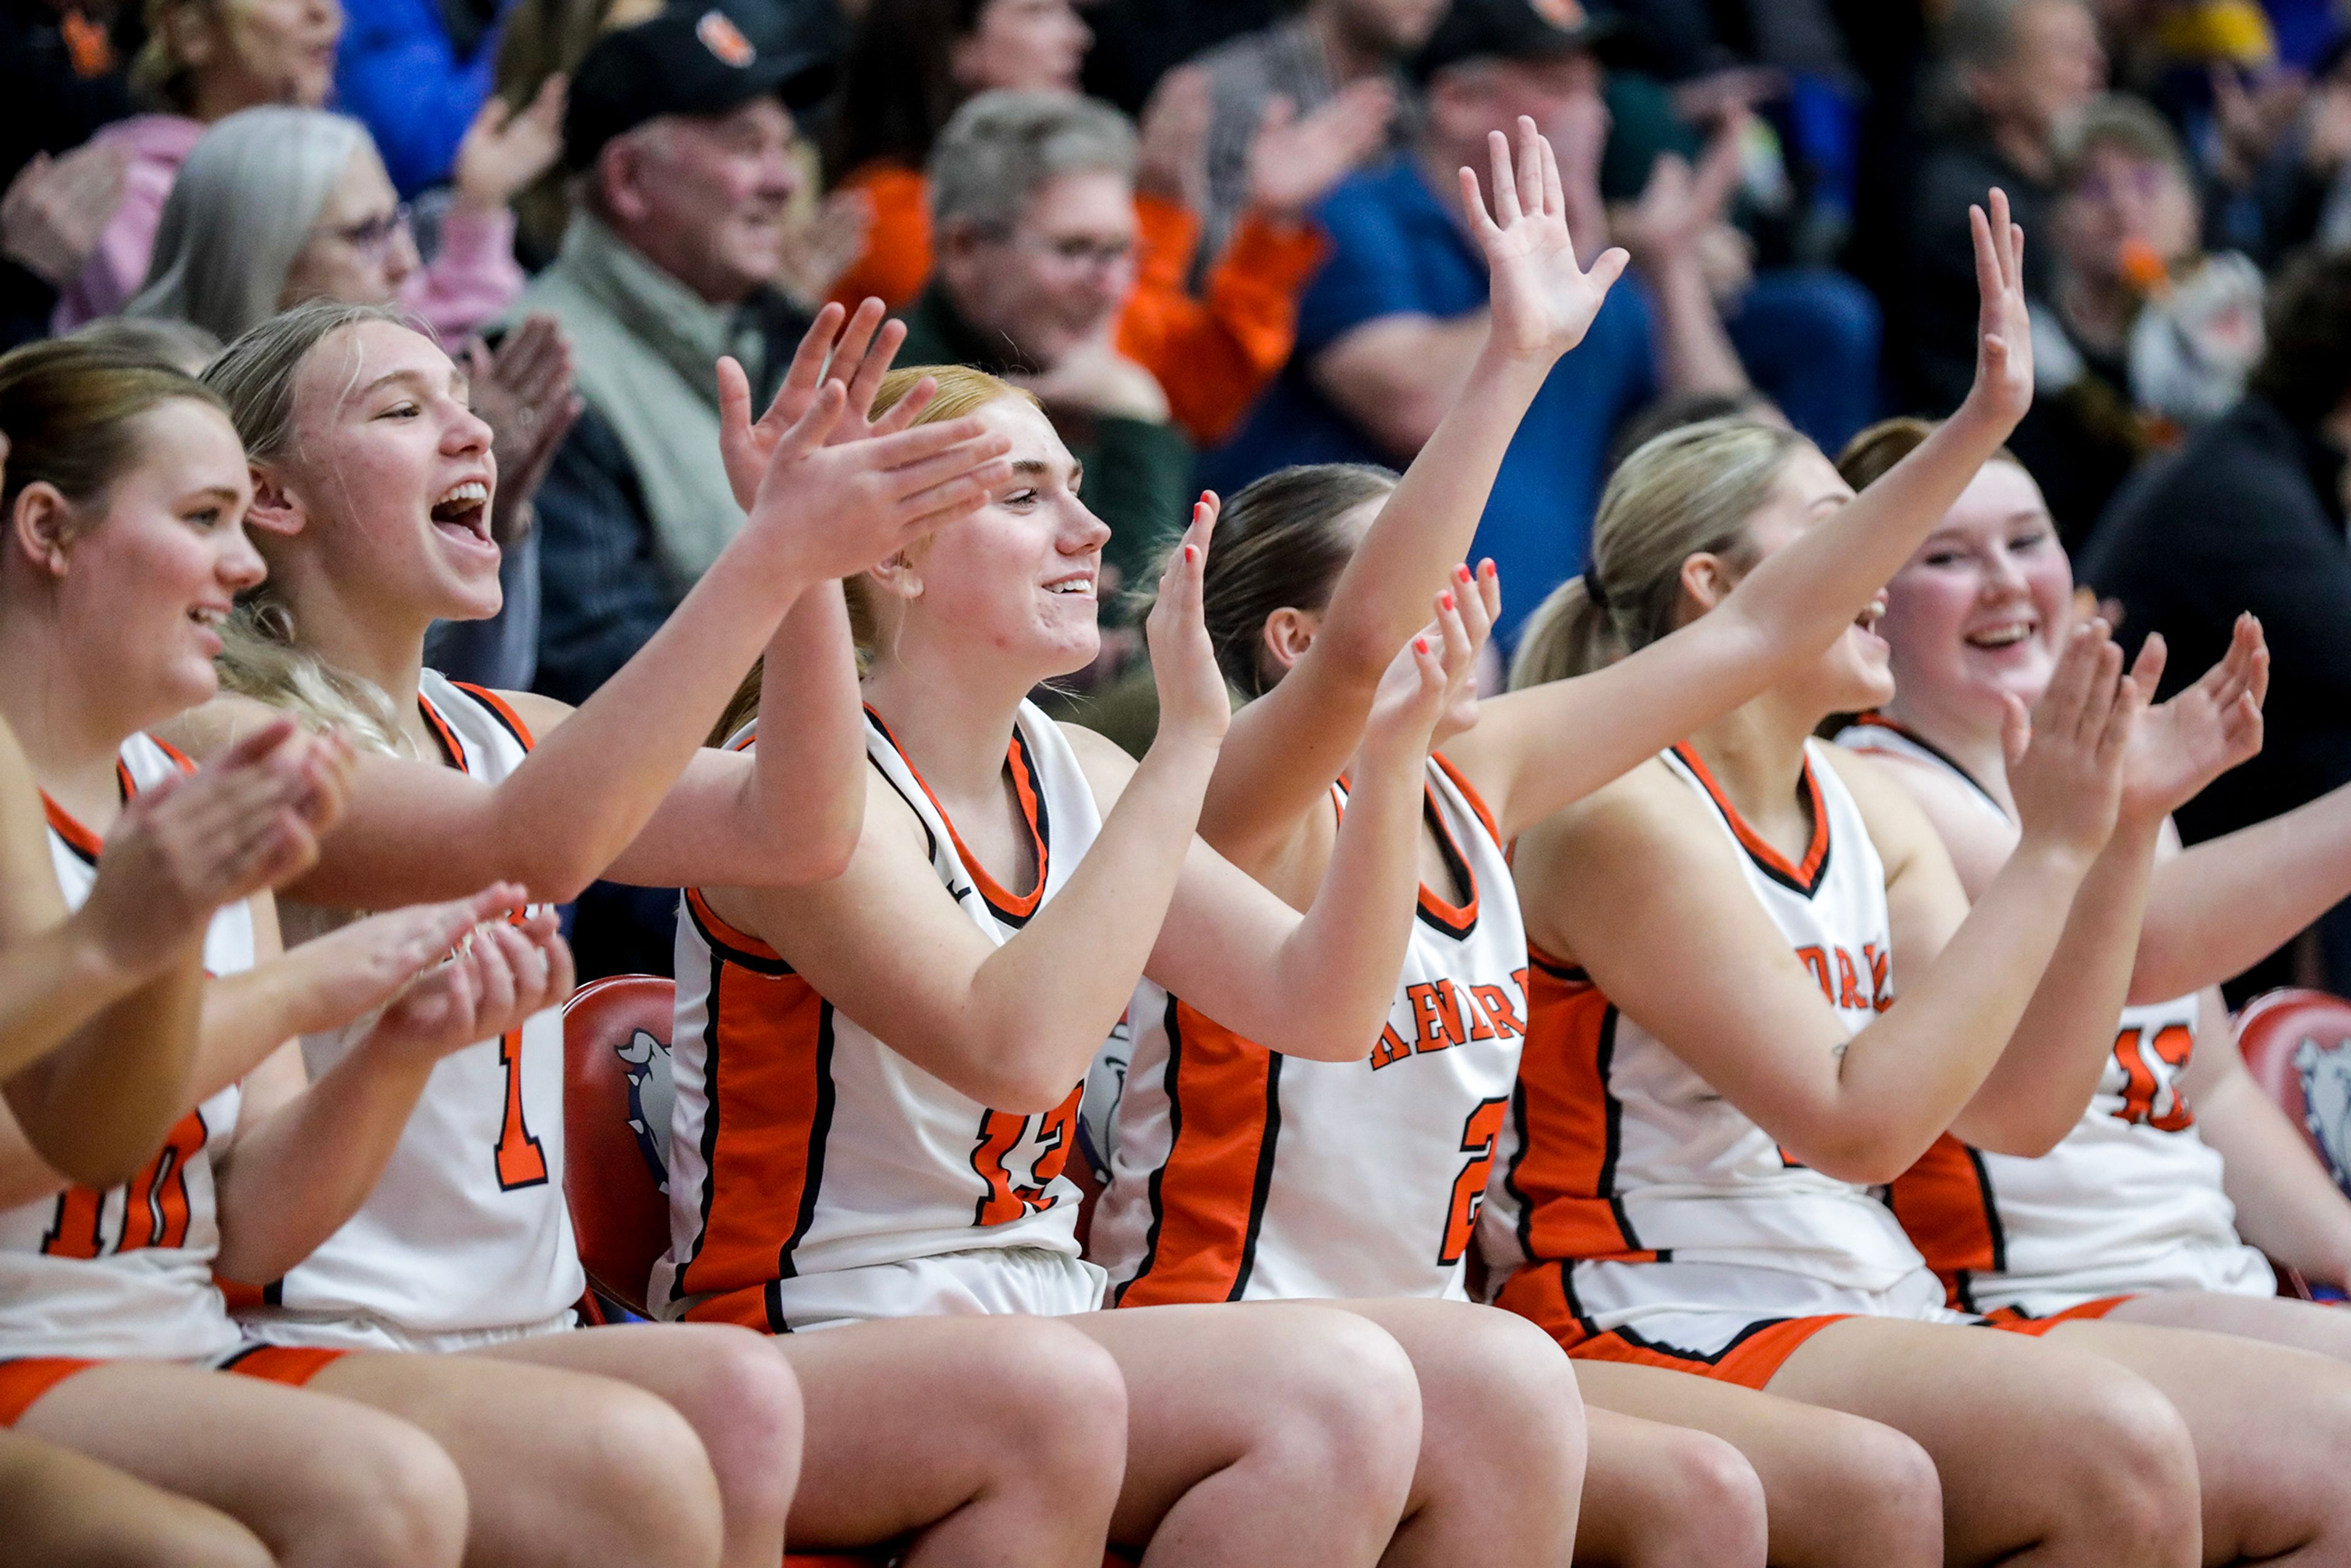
1084, 123, 2050, 1568
1496, 293, 2351, 1561
665, 358, 1505, 1566
1837, 416, 2351, 1354
180, 298, 1182, 1565
0, 340, 739, 1567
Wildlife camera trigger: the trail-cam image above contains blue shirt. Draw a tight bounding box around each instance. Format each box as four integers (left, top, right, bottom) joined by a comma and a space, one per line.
1206, 153, 1657, 643
337, 0, 505, 195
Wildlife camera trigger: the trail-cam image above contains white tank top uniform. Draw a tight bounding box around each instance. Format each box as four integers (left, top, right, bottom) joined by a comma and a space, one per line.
240, 672, 580, 1351
1481, 741, 1969, 1390
0, 735, 257, 1363
654, 702, 1106, 1332
1089, 757, 1528, 1305
1836, 715, 2273, 1315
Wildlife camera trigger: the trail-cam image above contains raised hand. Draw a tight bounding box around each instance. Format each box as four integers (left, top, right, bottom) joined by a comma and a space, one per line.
462, 315, 580, 544
2121, 614, 2267, 823
1, 141, 128, 287
1962, 187, 2034, 431
2008, 620, 2139, 863
80, 720, 353, 975
454, 73, 567, 214
367, 906, 574, 1066
1247, 79, 1395, 222
718, 299, 934, 511
1134, 64, 1213, 212
1458, 116, 1631, 367
1147, 493, 1232, 749
738, 376, 1014, 585
1364, 572, 1493, 766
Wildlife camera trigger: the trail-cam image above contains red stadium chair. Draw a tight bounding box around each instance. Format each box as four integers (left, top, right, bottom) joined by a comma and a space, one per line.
2234, 987, 2351, 1300
561, 974, 678, 1319
563, 981, 1141, 1568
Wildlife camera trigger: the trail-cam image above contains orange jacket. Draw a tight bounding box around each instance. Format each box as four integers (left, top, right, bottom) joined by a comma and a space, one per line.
829, 160, 1326, 445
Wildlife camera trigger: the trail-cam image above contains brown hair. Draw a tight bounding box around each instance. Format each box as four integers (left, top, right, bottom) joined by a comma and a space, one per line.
1835, 416, 2022, 492
0, 338, 228, 527
708, 362, 1037, 745
1510, 416, 1807, 689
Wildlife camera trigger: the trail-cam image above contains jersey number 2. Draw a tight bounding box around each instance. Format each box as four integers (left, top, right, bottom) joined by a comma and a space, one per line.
1440, 1097, 1510, 1265
495, 1028, 549, 1190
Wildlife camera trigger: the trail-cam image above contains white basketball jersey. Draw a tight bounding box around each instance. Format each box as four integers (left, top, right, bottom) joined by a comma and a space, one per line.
1835, 716, 2271, 1310
653, 702, 1101, 1332
1480, 742, 1935, 1298
1090, 757, 1527, 1304
0, 735, 253, 1360
247, 672, 578, 1338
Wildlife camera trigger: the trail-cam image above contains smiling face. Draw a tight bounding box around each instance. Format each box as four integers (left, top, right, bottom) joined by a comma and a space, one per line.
181, 0, 342, 114
1880, 458, 2073, 733
40, 399, 264, 722
264, 320, 500, 625
874, 395, 1110, 680
280, 144, 419, 312
943, 168, 1139, 369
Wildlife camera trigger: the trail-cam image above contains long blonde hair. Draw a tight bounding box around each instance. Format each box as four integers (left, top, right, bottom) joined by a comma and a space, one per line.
1510, 416, 1806, 689
203, 301, 421, 753
710, 363, 1036, 745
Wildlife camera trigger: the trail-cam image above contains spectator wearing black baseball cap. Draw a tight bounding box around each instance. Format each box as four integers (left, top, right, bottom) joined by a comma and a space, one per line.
511, 0, 836, 713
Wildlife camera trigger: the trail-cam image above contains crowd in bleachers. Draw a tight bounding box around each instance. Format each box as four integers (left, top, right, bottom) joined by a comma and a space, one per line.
17, 0, 2351, 1563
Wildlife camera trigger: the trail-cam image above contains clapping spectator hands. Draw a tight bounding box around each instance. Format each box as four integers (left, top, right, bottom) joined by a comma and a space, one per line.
1136, 64, 1213, 213
454, 73, 567, 217
777, 189, 876, 310
1, 141, 128, 288
1245, 80, 1396, 224
1610, 113, 1752, 301
462, 314, 580, 546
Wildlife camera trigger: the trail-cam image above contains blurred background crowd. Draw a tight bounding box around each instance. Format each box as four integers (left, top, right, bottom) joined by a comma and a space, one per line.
11, 0, 2351, 991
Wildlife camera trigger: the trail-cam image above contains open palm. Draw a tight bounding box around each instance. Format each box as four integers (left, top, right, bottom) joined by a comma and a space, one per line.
2123, 617, 2268, 822
718, 298, 936, 511
1963, 187, 2036, 429
1458, 116, 1629, 367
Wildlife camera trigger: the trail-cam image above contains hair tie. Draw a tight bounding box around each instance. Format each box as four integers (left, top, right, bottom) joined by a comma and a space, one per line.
1584, 568, 1610, 611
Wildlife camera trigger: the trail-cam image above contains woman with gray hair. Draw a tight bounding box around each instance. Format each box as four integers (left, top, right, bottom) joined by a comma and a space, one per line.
124, 105, 525, 345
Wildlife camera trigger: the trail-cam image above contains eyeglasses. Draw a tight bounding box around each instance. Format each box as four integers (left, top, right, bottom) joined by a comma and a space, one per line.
1003, 230, 1136, 272
326, 201, 412, 263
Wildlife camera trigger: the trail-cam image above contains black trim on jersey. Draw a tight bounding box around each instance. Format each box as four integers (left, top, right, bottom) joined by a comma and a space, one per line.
763, 1280, 792, 1334
1111, 993, 1187, 1305
263, 1278, 283, 1308
863, 724, 980, 906
1591, 1007, 1644, 1252
684, 895, 796, 978
670, 948, 733, 1305
46, 760, 138, 871
1607, 1311, 1811, 1368
1229, 1052, 1284, 1301
1554, 1259, 1604, 1341
1414, 787, 1480, 939
448, 680, 536, 754
992, 724, 1052, 931
1848, 716, 2008, 818
1526, 950, 1588, 984
1963, 1143, 2008, 1275
415, 695, 468, 771
213, 1343, 274, 1373
1668, 744, 1836, 900
774, 1000, 839, 1282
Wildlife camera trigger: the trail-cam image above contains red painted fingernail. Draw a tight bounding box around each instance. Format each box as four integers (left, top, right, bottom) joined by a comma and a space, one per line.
1184, 545, 1196, 563
1414, 636, 1429, 654
1440, 591, 1455, 612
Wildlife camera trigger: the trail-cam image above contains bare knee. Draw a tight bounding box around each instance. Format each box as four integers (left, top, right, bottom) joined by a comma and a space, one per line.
1254, 1311, 1422, 1519
282, 1418, 468, 1568
1618, 1428, 1768, 1568
1799, 1422, 1941, 1567
971, 1319, 1129, 1512
647, 1326, 805, 1521
1442, 1310, 1586, 1482
2054, 1375, 2200, 1562
568, 1384, 728, 1568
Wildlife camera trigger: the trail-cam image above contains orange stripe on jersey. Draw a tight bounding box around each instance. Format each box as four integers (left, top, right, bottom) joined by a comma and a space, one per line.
449, 682, 537, 749
39, 793, 103, 864
415, 694, 468, 770
1332, 770, 1482, 937
1883, 1133, 2004, 1311
1114, 997, 1280, 1308
0, 1357, 99, 1426
684, 888, 784, 964
667, 942, 833, 1329
1568, 1315, 1850, 1390
1500, 950, 1656, 1265
146, 735, 197, 774
867, 706, 1048, 926
1670, 742, 1831, 896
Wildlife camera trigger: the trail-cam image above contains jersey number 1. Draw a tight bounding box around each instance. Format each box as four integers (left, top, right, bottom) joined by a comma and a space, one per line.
495, 1027, 549, 1190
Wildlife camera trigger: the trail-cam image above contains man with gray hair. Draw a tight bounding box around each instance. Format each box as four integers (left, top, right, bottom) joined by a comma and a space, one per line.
516, 0, 836, 706
896, 89, 1191, 616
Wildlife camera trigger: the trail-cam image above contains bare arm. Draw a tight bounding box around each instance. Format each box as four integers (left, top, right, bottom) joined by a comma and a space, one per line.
2186, 988, 2351, 1288
1310, 311, 1493, 461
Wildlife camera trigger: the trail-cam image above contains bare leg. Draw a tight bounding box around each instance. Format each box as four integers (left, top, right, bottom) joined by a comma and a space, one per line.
1326, 1298, 1585, 1568
472, 1322, 801, 1568
777, 1315, 1128, 1567
2107, 1289, 2351, 1363
0, 1429, 272, 1568
1571, 1359, 1940, 1568
1573, 1406, 1768, 1568
311, 1349, 724, 1568
16, 1361, 467, 1568
1065, 1303, 1423, 1567
2044, 1318, 2351, 1566
1765, 1317, 2202, 1566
